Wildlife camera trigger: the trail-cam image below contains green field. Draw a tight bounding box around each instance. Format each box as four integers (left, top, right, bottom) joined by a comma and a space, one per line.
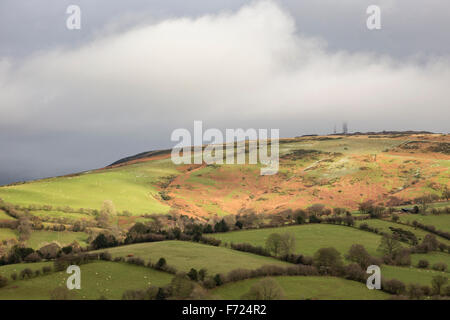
399, 214, 450, 234
381, 265, 448, 286
356, 219, 450, 246
410, 252, 450, 271
0, 159, 179, 215
281, 137, 405, 155
26, 230, 89, 249
0, 228, 17, 242
0, 261, 173, 300
29, 210, 95, 223
212, 224, 385, 257
211, 276, 390, 300
94, 241, 290, 274
0, 261, 53, 278
0, 209, 15, 220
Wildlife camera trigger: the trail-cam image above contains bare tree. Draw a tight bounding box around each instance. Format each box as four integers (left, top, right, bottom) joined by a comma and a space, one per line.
241, 278, 285, 300
279, 232, 296, 256
377, 234, 402, 257
18, 216, 32, 242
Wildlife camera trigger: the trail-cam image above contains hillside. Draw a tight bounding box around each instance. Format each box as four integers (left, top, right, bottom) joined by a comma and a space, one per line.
0, 133, 448, 221
0, 132, 449, 300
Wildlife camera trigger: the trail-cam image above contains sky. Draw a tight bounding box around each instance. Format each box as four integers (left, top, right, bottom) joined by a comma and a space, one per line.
0, 0, 449, 185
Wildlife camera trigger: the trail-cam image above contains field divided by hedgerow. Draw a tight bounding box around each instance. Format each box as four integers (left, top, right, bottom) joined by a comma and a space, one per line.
0, 158, 179, 215
0, 261, 173, 300
212, 224, 385, 257
94, 240, 290, 274
211, 276, 390, 300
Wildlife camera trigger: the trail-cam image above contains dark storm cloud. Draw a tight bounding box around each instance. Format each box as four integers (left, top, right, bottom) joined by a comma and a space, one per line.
0, 0, 449, 185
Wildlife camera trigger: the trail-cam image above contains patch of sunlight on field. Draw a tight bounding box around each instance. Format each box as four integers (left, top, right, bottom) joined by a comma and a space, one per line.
0, 159, 179, 214
213, 224, 384, 257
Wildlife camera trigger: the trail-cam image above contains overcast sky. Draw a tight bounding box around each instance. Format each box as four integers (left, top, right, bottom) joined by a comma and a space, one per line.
0, 0, 449, 185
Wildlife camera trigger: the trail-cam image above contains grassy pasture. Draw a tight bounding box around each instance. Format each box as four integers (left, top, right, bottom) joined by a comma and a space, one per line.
0, 159, 178, 215
0, 261, 173, 300
0, 209, 15, 220
381, 265, 448, 286
286, 137, 406, 155
26, 230, 89, 249
410, 252, 450, 271
93, 241, 290, 274
399, 213, 450, 234
0, 261, 53, 278
0, 228, 17, 242
211, 276, 390, 300
29, 210, 95, 223
212, 224, 385, 257
356, 219, 450, 246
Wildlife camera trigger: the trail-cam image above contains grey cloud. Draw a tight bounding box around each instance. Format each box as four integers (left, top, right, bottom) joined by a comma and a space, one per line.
0, 0, 449, 185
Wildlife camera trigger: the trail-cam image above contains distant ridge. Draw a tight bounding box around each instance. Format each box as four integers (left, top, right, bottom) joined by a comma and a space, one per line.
110, 131, 442, 167
108, 149, 171, 167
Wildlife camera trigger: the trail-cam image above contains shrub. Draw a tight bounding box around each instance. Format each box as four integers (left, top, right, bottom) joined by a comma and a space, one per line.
202, 277, 216, 289
0, 275, 8, 288
126, 257, 145, 266
431, 275, 448, 295
198, 268, 207, 281
155, 257, 167, 269
38, 243, 61, 259
407, 283, 424, 299
313, 247, 343, 274
309, 215, 322, 223
432, 262, 447, 272
231, 242, 270, 257
42, 266, 52, 274
382, 279, 406, 295
99, 251, 112, 261
417, 259, 429, 269
187, 268, 198, 281
50, 287, 72, 300
24, 252, 42, 263
170, 273, 195, 299
19, 268, 34, 280
61, 246, 73, 255
10, 272, 17, 280
241, 278, 285, 300
252, 265, 286, 278
343, 263, 366, 282
122, 286, 160, 300
346, 244, 371, 269
393, 249, 411, 266
443, 285, 450, 297
213, 274, 224, 286
91, 233, 118, 250
226, 269, 252, 282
